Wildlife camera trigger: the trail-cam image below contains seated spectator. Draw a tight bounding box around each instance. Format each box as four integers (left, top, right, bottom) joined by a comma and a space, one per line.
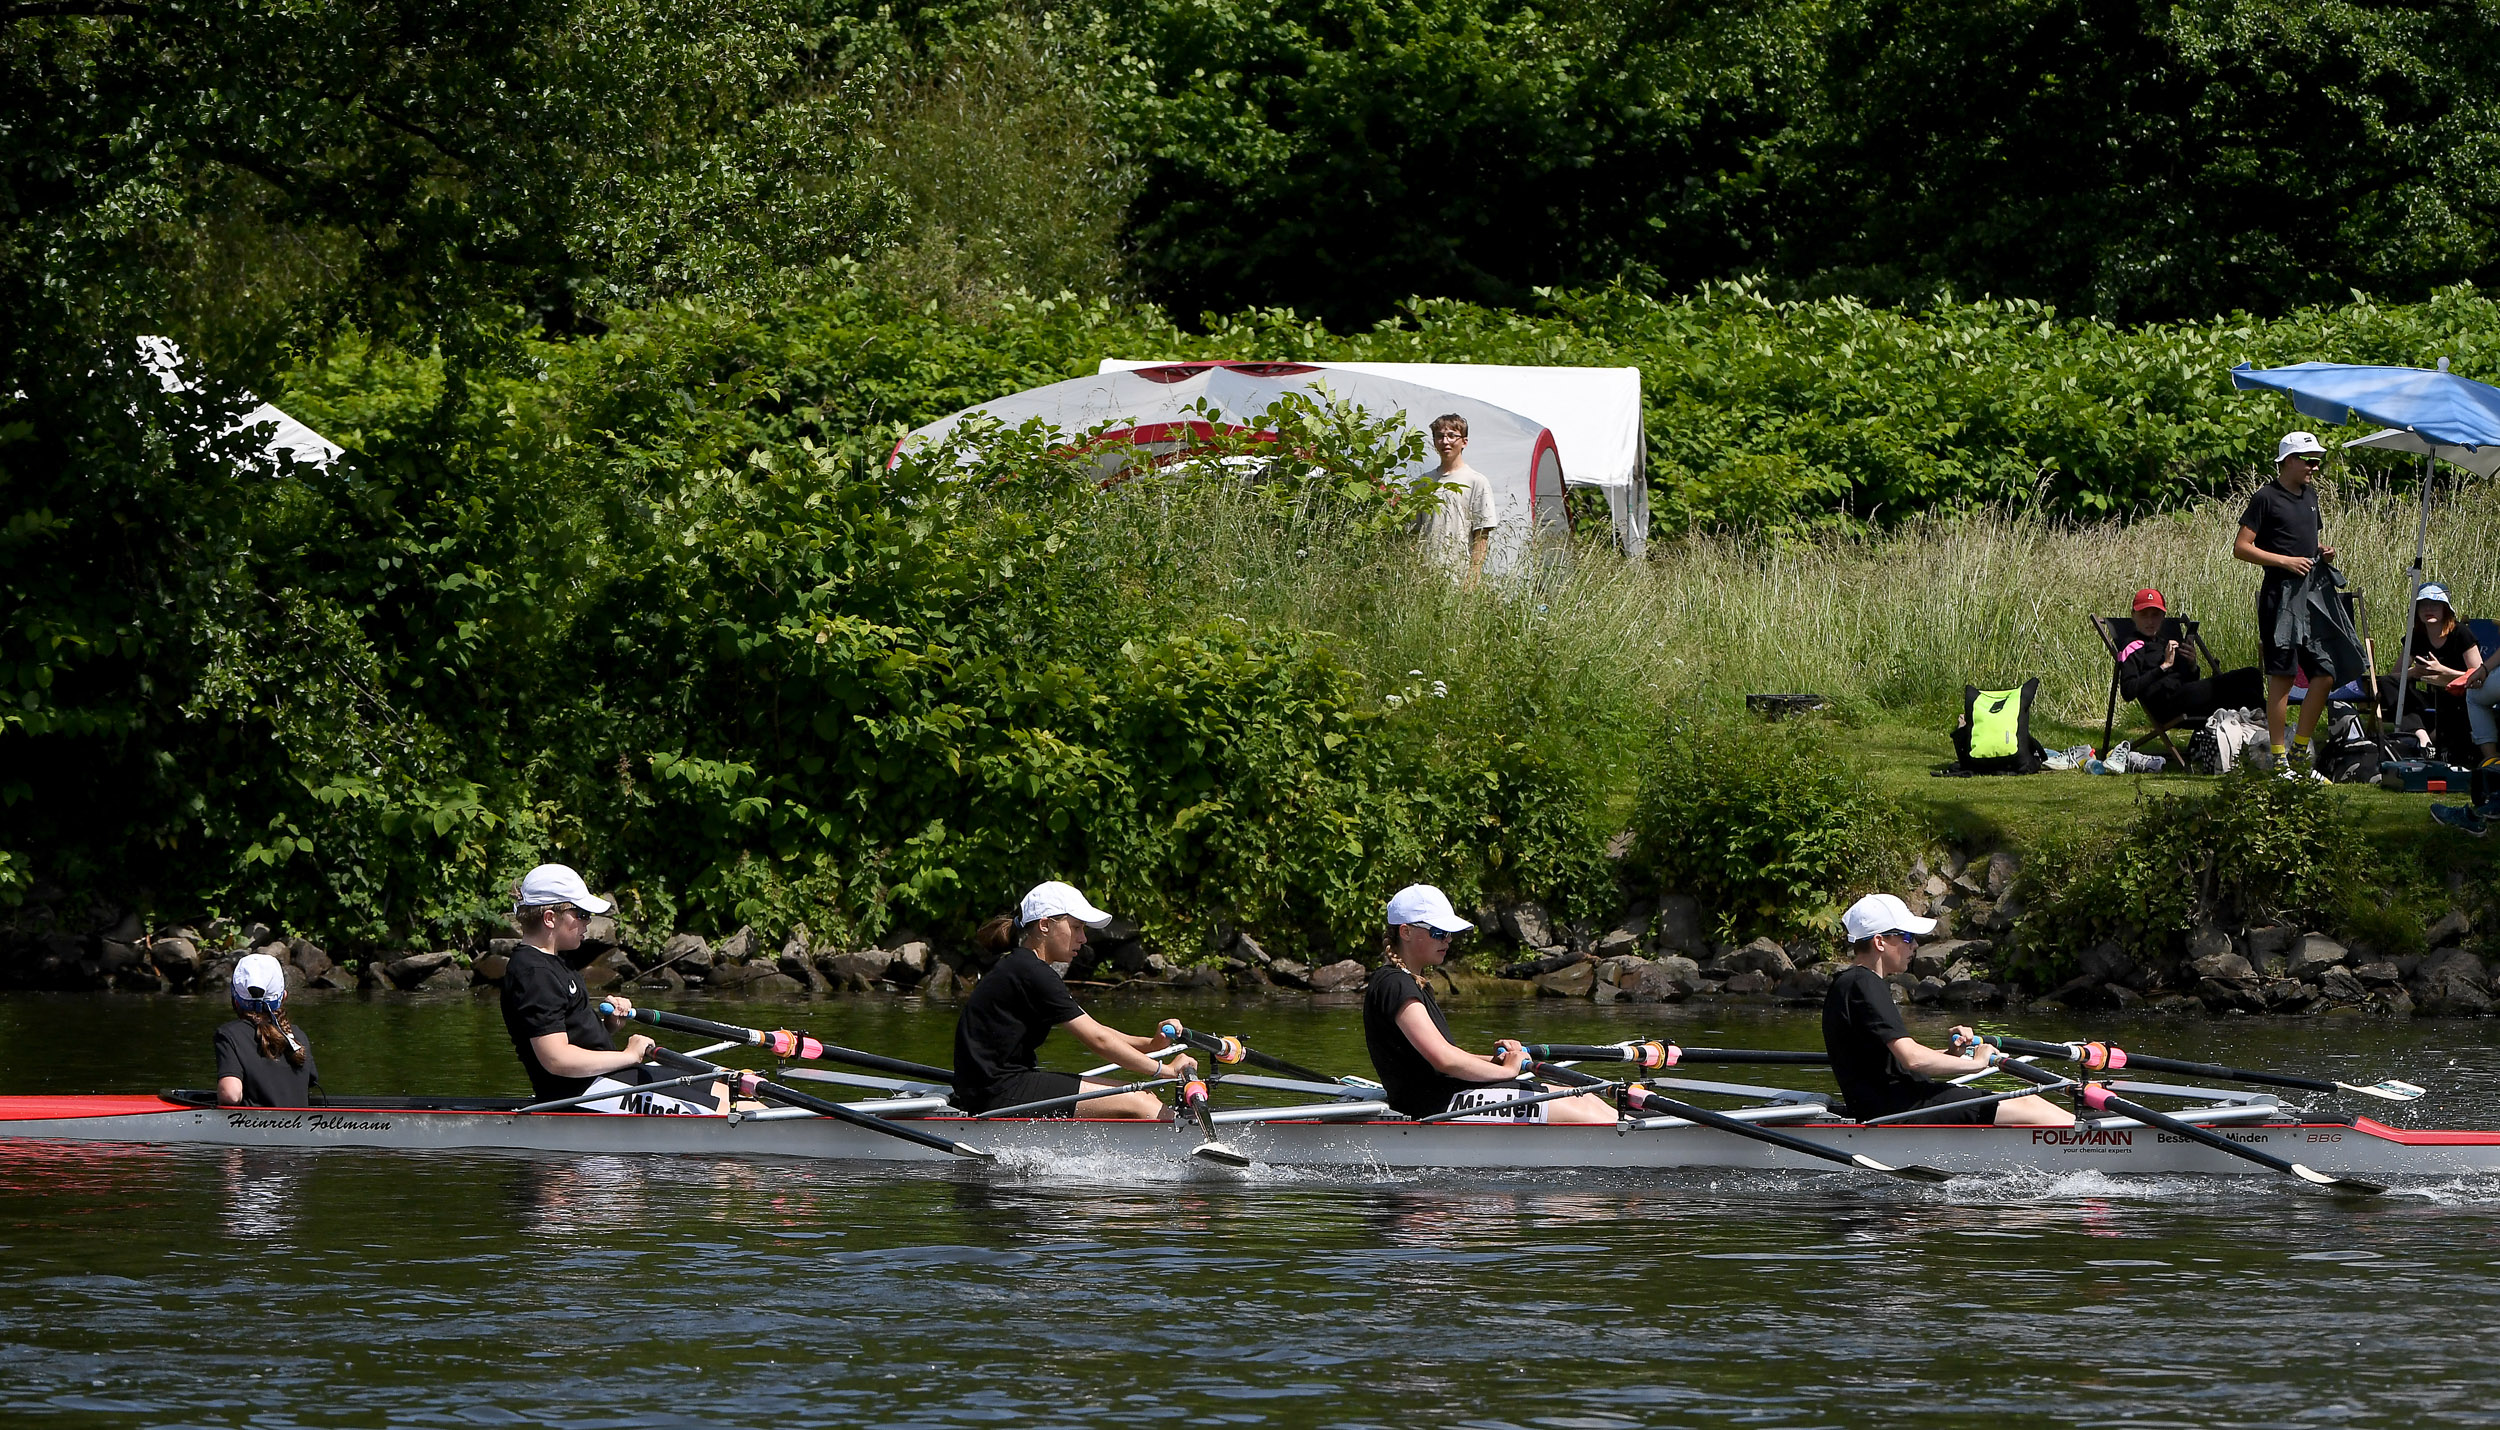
2406, 584, 2487, 764
2117, 588, 2263, 726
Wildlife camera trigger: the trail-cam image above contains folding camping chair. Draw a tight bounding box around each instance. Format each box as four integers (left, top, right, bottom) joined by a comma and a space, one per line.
2093, 611, 2222, 765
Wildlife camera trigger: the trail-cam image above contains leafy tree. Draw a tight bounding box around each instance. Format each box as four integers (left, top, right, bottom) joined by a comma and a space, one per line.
1785, 0, 2500, 320
1099, 0, 1817, 326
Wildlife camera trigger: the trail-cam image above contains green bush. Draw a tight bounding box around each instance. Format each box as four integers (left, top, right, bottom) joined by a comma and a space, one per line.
2012, 771, 2423, 984
1627, 715, 1894, 942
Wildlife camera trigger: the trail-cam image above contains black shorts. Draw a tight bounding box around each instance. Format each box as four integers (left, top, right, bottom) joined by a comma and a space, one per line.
1871, 1083, 1999, 1127
2256, 583, 2323, 679
954, 1069, 1084, 1117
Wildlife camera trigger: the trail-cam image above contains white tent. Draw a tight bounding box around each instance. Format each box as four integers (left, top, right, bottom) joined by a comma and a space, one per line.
137, 336, 343, 470
894, 361, 1570, 576
1105, 359, 1647, 558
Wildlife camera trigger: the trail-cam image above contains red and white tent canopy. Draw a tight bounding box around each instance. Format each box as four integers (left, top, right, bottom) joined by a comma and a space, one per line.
893, 361, 1570, 575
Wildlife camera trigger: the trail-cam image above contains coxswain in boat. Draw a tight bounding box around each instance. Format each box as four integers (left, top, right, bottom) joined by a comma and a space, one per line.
1364, 885, 1613, 1124
951, 881, 1195, 1118
501, 864, 725, 1114
1825, 894, 2073, 1127
215, 952, 319, 1107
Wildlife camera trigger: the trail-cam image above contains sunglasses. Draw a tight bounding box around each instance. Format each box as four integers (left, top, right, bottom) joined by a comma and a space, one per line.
1405, 924, 1456, 941
1883, 930, 1921, 946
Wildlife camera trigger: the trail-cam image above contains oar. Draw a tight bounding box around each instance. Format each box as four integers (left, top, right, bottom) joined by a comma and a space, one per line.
603, 1003, 954, 1084
1177, 1073, 1251, 1167
1976, 1035, 2423, 1102
639, 1047, 994, 1162
1522, 1042, 1833, 1069
1988, 1056, 2385, 1195
1618, 1084, 1951, 1182
1159, 1021, 1345, 1085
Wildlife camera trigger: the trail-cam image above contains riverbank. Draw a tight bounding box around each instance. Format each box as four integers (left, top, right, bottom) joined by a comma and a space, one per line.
24, 808, 2488, 1022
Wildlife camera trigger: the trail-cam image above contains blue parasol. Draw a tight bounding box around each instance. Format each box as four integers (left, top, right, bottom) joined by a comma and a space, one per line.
2231, 359, 2500, 731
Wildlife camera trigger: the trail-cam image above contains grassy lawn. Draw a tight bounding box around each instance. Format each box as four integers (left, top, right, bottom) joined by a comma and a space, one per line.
1852, 713, 2497, 886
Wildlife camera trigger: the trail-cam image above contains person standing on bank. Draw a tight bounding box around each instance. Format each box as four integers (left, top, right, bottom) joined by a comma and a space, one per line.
1415, 414, 1497, 588
1363, 884, 1614, 1123
2233, 432, 2338, 775
950, 881, 1195, 1118
1823, 894, 2073, 1127
215, 952, 319, 1107
499, 863, 677, 1105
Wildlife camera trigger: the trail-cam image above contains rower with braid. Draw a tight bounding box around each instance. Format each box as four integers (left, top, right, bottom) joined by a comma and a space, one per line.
215, 952, 319, 1108
1363, 884, 1614, 1124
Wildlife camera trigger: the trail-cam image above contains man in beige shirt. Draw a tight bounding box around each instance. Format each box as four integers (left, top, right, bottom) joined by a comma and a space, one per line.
1416, 413, 1497, 586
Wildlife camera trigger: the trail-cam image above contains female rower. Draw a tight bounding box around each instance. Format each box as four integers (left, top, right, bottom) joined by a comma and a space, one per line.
950, 881, 1196, 1118
215, 952, 319, 1107
1364, 884, 1614, 1124
500, 863, 724, 1114
1824, 893, 2073, 1127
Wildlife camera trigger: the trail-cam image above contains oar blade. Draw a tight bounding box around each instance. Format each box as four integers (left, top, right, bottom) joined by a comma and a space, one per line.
2338, 1079, 2427, 1103
2292, 1163, 2387, 1196
1852, 1154, 1952, 1184
1190, 1140, 1253, 1168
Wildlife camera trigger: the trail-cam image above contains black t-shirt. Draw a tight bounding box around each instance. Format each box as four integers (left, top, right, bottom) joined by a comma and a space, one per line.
2411, 621, 2481, 690
951, 948, 1086, 1112
214, 1018, 318, 1108
1362, 966, 1477, 1119
500, 945, 613, 1101
2239, 480, 2322, 591
1822, 965, 1941, 1121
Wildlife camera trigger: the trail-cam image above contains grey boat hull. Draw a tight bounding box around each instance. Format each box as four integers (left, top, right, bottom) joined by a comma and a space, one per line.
4, 1096, 2496, 1181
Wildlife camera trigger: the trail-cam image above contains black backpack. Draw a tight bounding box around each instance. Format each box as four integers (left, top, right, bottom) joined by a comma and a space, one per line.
1949, 679, 2046, 775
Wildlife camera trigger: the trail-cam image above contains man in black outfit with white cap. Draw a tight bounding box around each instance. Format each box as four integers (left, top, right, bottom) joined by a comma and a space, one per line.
1822, 894, 2072, 1127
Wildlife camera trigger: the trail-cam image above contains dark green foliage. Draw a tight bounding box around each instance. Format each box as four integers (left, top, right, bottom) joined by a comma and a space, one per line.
1099, 0, 2500, 324
2012, 771, 2417, 983
1100, 0, 1807, 325
1627, 716, 1893, 940
1793, 0, 2500, 321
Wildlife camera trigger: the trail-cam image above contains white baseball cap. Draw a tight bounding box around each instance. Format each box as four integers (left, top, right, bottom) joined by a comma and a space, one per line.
231, 952, 289, 1010
2417, 583, 2452, 607
1384, 884, 1474, 935
512, 863, 611, 914
1842, 893, 1937, 945
2277, 432, 2326, 463
1019, 880, 1111, 929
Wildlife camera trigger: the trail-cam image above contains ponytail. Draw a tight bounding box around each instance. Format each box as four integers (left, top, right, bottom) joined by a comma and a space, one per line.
976, 914, 1017, 955
246, 1008, 309, 1070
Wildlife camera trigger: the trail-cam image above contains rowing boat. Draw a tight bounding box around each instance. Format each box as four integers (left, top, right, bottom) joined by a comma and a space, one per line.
5, 1079, 2495, 1182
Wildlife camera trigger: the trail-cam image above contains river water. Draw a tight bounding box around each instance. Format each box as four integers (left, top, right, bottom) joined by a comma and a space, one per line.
1, 989, 2496, 1428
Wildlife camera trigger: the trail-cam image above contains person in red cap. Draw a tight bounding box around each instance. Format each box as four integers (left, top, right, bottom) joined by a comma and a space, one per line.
2116, 588, 2263, 728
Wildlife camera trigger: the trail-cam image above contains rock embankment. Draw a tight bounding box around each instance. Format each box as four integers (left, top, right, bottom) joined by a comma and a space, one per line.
2, 845, 2488, 1018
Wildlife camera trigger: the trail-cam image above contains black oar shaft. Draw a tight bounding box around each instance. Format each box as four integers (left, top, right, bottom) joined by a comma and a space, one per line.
1986, 1036, 2337, 1095
644, 1046, 988, 1160
2089, 1087, 2379, 1194
1622, 1085, 1929, 1177
608, 1003, 954, 1084
1522, 1043, 1831, 1068
1159, 1022, 1339, 1085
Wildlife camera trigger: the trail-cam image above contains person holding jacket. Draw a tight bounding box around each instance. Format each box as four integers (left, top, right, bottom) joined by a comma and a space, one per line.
2233, 433, 2338, 777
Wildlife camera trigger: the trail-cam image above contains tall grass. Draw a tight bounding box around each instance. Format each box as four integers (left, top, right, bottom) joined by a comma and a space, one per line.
1085, 468, 2500, 748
